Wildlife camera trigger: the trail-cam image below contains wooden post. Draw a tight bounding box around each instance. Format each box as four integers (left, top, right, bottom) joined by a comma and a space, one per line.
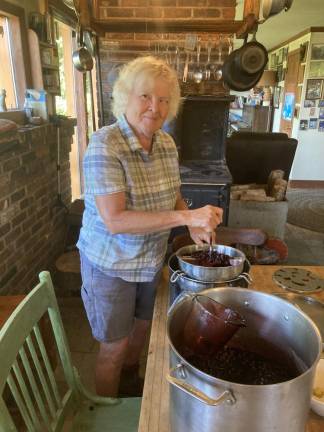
78, 0, 91, 30
243, 0, 261, 18
236, 0, 260, 38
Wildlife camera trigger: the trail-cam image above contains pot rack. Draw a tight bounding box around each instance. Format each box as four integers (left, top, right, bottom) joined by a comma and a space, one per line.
76, 0, 261, 39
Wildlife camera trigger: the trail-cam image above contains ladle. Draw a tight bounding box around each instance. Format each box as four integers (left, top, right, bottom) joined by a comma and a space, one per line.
204, 40, 212, 80
214, 37, 223, 81
193, 43, 203, 84
183, 294, 246, 356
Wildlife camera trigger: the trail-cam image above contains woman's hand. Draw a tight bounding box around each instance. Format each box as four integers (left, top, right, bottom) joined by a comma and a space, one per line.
188, 205, 223, 233
188, 227, 214, 246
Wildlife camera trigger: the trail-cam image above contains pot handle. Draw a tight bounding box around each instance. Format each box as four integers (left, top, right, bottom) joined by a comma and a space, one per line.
238, 272, 253, 284
166, 363, 236, 406
170, 269, 185, 284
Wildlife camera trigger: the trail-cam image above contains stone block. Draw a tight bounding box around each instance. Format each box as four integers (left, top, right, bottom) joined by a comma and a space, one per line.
229, 199, 288, 239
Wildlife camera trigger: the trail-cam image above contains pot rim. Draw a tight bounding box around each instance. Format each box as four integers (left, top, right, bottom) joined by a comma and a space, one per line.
176, 244, 246, 270
167, 287, 323, 388
168, 253, 251, 285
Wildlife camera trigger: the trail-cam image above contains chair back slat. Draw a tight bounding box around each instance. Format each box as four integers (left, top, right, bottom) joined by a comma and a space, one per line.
0, 272, 79, 432
34, 325, 62, 409
18, 345, 54, 429
0, 398, 18, 431
0, 280, 53, 384
7, 373, 35, 432
23, 326, 56, 417
12, 356, 44, 431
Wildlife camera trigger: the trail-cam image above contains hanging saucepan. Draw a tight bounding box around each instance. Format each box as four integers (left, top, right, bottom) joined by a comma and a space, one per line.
72, 25, 94, 72
222, 35, 268, 92
260, 0, 294, 21
83, 29, 97, 58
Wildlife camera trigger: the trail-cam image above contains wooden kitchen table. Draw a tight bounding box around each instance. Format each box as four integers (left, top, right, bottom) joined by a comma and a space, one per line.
138, 265, 324, 432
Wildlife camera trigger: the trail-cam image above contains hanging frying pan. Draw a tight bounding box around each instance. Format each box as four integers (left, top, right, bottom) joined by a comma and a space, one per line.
235, 40, 268, 75
222, 35, 268, 92
222, 53, 264, 91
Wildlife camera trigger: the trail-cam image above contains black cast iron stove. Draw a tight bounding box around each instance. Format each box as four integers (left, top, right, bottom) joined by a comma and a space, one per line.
164, 95, 234, 230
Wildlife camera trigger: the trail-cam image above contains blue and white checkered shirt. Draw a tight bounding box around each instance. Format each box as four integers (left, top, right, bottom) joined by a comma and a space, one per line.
77, 115, 181, 282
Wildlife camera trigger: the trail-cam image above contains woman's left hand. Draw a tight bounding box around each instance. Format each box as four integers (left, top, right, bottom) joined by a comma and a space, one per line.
188, 227, 215, 245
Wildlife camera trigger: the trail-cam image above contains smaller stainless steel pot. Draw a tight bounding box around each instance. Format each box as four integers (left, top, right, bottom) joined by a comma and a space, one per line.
169, 253, 252, 292
176, 244, 246, 282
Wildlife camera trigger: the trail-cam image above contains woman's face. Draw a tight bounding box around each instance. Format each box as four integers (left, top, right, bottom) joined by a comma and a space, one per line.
125, 76, 170, 140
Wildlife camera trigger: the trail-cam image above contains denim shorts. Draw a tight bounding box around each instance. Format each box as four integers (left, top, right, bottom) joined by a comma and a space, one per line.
79, 252, 162, 343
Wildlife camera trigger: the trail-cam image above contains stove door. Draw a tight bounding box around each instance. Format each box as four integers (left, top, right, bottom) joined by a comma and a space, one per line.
181, 184, 230, 225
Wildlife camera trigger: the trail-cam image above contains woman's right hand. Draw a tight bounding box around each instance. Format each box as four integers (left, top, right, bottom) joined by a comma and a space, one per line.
188, 205, 223, 232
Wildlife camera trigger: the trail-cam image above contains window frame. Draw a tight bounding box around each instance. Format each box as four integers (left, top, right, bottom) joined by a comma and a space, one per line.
0, 1, 32, 108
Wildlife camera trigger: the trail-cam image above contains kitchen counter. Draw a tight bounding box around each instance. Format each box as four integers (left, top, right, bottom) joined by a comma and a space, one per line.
138, 265, 324, 432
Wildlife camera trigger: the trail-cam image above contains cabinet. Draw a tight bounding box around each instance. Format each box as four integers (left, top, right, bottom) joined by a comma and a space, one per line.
242, 105, 273, 132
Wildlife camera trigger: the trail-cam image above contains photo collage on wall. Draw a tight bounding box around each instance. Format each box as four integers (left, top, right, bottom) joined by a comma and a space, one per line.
300, 78, 324, 132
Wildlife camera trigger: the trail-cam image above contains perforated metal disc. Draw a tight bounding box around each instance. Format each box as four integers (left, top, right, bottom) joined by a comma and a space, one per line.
273, 267, 324, 293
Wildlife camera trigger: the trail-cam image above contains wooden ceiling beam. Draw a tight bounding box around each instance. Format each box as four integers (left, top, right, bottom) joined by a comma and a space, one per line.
91, 19, 244, 36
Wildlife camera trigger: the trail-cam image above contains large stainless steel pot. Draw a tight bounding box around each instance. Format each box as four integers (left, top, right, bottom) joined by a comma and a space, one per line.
167, 288, 322, 432
176, 244, 245, 282
168, 253, 252, 292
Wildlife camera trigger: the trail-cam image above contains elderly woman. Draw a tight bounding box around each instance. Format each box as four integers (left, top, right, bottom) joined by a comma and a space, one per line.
77, 56, 223, 397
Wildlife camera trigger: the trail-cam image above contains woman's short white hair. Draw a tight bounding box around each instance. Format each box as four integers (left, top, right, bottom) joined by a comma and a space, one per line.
112, 56, 181, 122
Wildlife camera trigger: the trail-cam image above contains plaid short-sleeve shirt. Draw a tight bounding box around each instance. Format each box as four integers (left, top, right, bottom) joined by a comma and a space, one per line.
77, 115, 181, 282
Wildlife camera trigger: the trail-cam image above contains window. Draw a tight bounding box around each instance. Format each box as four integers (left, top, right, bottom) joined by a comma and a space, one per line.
0, 14, 17, 109
0, 2, 31, 109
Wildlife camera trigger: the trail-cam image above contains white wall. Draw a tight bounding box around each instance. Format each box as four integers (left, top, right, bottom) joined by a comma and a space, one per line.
270, 31, 324, 181
291, 32, 324, 180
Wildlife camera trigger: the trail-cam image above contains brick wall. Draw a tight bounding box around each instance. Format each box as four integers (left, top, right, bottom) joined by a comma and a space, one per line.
96, 0, 236, 125
97, 0, 236, 21
0, 121, 75, 295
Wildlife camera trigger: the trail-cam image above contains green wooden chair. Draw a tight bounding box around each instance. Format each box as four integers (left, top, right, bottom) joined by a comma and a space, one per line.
0, 271, 141, 432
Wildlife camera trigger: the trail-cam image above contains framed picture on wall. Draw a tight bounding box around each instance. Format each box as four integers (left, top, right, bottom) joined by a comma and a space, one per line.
299, 119, 308, 130
282, 93, 295, 121
299, 42, 309, 62
277, 48, 284, 65
309, 61, 324, 78
305, 79, 323, 100
309, 118, 318, 129
270, 53, 277, 68
277, 65, 283, 82
319, 107, 324, 119
304, 99, 316, 108
283, 47, 289, 62
311, 44, 324, 60
319, 120, 324, 132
